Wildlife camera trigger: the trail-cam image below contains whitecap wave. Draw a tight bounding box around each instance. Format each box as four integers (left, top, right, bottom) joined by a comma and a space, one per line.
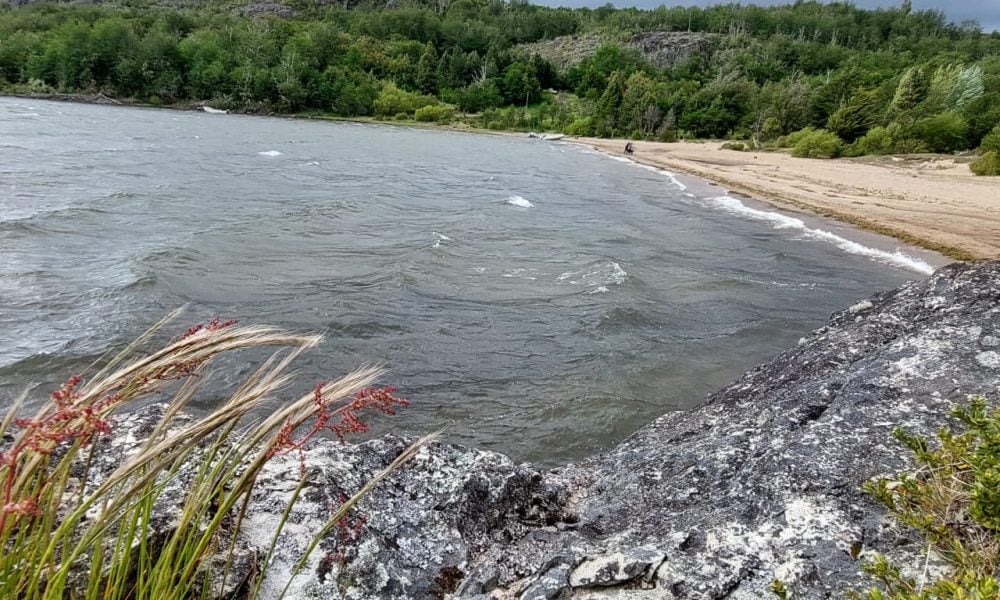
558, 260, 627, 291
506, 195, 534, 208
710, 196, 935, 275
431, 231, 451, 248
258, 150, 282, 157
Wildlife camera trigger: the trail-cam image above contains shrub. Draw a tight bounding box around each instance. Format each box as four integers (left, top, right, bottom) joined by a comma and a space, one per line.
910, 112, 969, 154
414, 104, 454, 123
760, 116, 783, 142
892, 137, 930, 154
720, 141, 747, 151
970, 151, 1000, 176
453, 81, 502, 113
0, 316, 430, 600
776, 126, 819, 149
373, 82, 437, 117
851, 126, 896, 155
791, 128, 843, 159
564, 116, 595, 137
979, 124, 1000, 153
826, 89, 881, 143
854, 398, 1000, 598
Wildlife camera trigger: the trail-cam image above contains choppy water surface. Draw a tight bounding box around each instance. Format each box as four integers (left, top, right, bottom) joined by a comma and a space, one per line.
0, 98, 940, 464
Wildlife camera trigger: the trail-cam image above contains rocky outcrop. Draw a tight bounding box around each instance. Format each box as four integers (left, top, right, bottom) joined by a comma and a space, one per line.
102, 261, 1000, 598
240, 3, 296, 17
520, 32, 716, 71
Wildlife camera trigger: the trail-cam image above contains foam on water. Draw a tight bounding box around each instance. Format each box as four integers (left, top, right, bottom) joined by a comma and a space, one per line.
557, 260, 627, 292
604, 154, 687, 190
506, 195, 534, 208
258, 150, 283, 157
431, 231, 451, 248
710, 196, 935, 275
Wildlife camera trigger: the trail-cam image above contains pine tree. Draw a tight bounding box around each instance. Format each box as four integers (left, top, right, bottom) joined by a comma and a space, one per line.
416, 42, 438, 96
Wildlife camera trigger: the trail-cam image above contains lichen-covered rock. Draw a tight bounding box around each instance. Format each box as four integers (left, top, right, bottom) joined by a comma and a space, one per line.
102, 260, 1000, 599
473, 260, 1000, 600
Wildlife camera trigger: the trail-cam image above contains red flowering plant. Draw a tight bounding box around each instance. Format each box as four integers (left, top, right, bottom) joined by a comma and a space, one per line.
0, 312, 430, 600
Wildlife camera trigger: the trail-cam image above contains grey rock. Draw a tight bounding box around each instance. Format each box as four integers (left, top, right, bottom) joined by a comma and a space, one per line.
569, 547, 665, 588
96, 260, 1000, 599
520, 560, 573, 599
520, 31, 715, 71
240, 3, 295, 17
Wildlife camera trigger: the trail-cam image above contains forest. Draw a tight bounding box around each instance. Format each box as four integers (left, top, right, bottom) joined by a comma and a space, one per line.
2, 0, 1000, 173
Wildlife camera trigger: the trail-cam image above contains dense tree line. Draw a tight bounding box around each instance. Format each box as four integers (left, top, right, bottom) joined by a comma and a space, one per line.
1, 0, 999, 170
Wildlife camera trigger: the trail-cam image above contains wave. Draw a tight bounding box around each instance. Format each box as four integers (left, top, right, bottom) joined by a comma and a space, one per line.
558, 260, 627, 291
506, 195, 534, 208
258, 150, 282, 157
432, 231, 451, 248
602, 154, 688, 191
0, 205, 111, 233
710, 196, 935, 275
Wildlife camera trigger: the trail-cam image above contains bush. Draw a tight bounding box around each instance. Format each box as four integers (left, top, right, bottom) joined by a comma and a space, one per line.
394, 112, 409, 120
970, 151, 1000, 176
979, 124, 1000, 153
720, 141, 747, 151
453, 81, 502, 113
892, 137, 930, 154
851, 126, 895, 156
826, 89, 880, 143
414, 104, 454, 123
910, 112, 969, 154
373, 82, 437, 117
776, 126, 819, 149
791, 129, 843, 159
564, 116, 595, 137
760, 116, 783, 142
854, 398, 1000, 599
656, 122, 677, 142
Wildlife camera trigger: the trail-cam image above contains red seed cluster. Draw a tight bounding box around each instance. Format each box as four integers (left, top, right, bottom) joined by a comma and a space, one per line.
179, 318, 238, 340
1, 375, 114, 530
268, 385, 409, 477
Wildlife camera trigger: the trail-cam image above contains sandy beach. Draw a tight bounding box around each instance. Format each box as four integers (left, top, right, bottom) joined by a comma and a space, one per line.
574, 138, 1000, 260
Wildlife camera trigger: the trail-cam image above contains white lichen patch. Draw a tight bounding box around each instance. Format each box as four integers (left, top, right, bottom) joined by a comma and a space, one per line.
849, 300, 874, 314
975, 351, 1000, 369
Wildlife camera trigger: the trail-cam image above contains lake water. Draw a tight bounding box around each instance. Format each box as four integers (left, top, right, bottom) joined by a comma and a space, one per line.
0, 98, 940, 464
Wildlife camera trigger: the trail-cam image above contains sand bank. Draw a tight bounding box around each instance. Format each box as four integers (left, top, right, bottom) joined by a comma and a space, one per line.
574, 138, 1000, 260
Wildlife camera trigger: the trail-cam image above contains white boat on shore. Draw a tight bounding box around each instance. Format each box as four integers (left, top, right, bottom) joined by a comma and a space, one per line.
201, 106, 228, 114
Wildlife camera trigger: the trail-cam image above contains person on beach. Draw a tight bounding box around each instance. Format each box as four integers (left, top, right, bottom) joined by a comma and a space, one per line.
624, 142, 634, 155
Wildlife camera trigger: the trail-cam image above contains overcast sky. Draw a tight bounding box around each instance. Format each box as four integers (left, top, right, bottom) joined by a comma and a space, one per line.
532, 0, 1000, 32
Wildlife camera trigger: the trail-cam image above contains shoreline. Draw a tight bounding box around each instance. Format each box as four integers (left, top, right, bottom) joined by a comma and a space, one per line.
6, 92, 996, 261
571, 138, 1000, 262
0, 91, 517, 138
